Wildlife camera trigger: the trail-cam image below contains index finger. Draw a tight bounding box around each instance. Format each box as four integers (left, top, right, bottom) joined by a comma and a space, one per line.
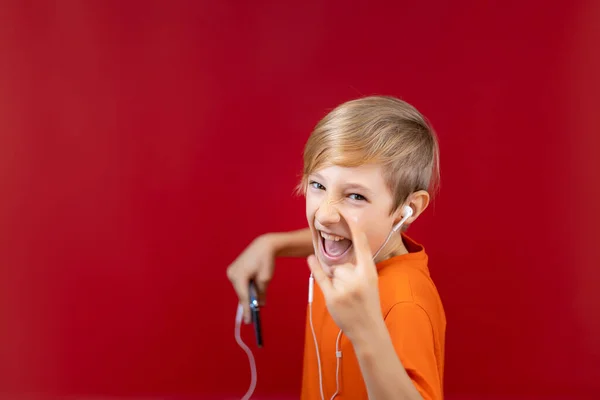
346, 217, 375, 267
232, 278, 251, 324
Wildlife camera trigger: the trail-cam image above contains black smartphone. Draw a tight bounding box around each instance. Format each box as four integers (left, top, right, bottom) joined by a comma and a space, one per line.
248, 281, 263, 348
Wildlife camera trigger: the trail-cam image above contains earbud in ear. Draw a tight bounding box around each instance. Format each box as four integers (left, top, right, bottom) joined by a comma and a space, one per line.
392, 205, 414, 232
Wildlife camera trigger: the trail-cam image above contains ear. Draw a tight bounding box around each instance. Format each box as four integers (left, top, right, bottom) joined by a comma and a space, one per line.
393, 190, 430, 226
406, 190, 430, 224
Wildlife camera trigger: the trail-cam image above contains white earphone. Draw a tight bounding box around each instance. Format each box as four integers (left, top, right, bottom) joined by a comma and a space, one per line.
393, 205, 414, 232
309, 204, 413, 400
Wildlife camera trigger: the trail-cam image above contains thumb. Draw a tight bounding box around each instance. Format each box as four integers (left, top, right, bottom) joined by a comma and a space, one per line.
232, 279, 252, 324
307, 255, 332, 295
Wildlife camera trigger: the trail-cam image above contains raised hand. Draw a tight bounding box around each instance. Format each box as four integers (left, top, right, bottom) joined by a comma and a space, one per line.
307, 219, 385, 342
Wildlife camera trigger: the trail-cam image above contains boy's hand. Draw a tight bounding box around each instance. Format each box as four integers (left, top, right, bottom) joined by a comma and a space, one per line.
227, 234, 275, 324
307, 220, 384, 342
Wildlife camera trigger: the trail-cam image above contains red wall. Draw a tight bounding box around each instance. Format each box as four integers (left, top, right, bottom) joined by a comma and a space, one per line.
1, 1, 599, 399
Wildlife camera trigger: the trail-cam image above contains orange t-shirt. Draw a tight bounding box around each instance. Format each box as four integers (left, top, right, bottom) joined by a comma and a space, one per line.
300, 234, 446, 400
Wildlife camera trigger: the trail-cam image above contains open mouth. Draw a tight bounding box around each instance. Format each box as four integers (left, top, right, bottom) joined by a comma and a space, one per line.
320, 231, 353, 261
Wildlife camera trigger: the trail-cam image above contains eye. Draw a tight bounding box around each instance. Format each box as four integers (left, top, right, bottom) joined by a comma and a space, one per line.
309, 181, 325, 190
349, 193, 367, 201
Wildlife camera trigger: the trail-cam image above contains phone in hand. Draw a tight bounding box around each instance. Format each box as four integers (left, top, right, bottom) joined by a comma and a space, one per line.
249, 281, 263, 348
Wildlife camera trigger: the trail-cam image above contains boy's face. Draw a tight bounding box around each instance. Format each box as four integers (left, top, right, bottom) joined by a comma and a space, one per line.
305, 164, 400, 277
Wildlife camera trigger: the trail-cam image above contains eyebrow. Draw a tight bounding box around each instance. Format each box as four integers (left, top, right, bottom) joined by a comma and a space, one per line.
312, 172, 325, 181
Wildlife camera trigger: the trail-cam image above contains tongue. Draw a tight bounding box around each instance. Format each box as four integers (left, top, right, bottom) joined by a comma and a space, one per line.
324, 238, 352, 257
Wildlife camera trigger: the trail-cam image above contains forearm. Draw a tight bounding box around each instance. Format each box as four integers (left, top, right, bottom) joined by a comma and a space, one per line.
351, 320, 422, 400
264, 228, 314, 258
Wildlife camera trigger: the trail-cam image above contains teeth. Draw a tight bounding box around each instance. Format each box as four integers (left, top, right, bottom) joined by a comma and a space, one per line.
320, 231, 346, 241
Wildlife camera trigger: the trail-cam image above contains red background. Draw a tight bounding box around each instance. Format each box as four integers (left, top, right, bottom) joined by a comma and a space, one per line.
1, 1, 599, 399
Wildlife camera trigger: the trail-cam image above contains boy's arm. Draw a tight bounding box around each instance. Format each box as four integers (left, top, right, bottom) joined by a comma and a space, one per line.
352, 303, 441, 400
265, 228, 314, 258
305, 218, 440, 400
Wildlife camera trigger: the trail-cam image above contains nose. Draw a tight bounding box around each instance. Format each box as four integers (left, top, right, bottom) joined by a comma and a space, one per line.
315, 196, 342, 226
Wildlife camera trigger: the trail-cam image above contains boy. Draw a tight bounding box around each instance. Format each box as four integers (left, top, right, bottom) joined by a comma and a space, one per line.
227, 96, 445, 399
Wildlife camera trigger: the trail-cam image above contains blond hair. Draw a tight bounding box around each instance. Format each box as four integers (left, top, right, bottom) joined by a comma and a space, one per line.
298, 96, 440, 213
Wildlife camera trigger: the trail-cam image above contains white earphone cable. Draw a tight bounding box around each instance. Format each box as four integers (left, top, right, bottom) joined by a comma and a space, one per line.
235, 304, 257, 400
310, 278, 343, 400
330, 329, 343, 400
309, 275, 326, 400
373, 210, 411, 259
372, 229, 395, 260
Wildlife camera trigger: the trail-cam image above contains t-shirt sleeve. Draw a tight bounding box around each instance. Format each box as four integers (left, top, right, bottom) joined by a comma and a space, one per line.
384, 302, 442, 400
